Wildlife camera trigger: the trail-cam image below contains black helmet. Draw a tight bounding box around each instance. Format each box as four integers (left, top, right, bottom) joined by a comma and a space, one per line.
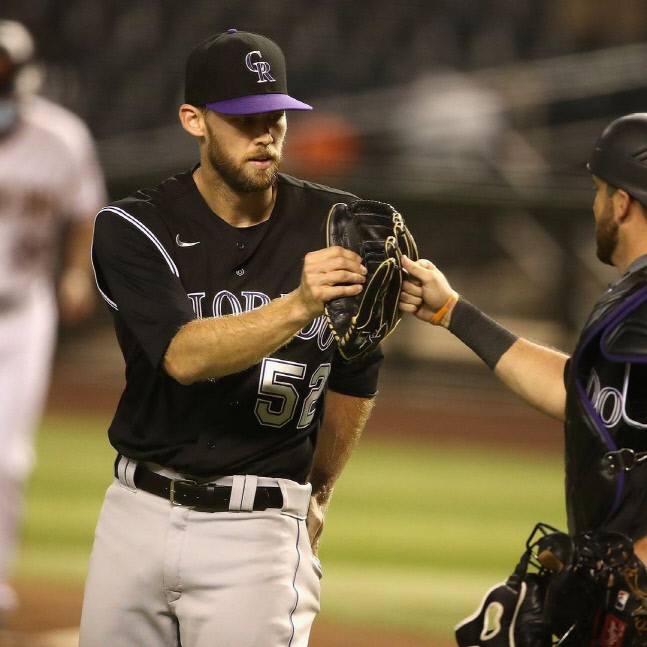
587, 113, 647, 207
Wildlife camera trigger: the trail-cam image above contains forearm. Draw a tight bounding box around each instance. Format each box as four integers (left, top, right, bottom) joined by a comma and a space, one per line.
164, 290, 312, 384
446, 299, 567, 420
400, 258, 568, 422
164, 245, 370, 384
308, 391, 375, 508
494, 338, 568, 421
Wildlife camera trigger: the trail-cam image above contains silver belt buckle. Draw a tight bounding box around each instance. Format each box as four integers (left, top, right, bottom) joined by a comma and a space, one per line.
169, 478, 196, 506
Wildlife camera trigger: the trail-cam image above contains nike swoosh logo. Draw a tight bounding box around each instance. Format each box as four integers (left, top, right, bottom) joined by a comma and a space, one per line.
176, 234, 200, 247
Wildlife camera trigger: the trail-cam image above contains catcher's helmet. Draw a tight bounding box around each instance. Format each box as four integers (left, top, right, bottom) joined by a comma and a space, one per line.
587, 113, 647, 207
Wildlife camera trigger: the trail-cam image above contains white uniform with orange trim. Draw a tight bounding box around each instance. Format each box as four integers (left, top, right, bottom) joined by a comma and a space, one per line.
0, 95, 106, 611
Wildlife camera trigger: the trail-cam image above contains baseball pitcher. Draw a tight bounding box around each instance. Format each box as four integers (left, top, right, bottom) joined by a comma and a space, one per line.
80, 29, 414, 647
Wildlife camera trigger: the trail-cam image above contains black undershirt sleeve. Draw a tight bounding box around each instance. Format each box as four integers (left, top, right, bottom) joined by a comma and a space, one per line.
328, 346, 383, 398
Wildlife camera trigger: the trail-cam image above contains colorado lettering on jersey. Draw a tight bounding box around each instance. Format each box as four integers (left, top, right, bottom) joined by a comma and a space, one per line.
587, 369, 624, 428
187, 289, 335, 351
586, 366, 647, 430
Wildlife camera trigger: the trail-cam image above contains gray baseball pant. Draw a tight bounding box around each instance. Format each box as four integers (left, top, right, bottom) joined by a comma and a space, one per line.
79, 460, 322, 646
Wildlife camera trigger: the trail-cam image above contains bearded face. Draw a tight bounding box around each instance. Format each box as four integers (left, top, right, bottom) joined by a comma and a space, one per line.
595, 189, 619, 266
203, 113, 285, 194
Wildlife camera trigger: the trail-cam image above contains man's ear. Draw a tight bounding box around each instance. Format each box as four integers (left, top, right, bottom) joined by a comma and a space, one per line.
614, 189, 633, 223
179, 104, 206, 138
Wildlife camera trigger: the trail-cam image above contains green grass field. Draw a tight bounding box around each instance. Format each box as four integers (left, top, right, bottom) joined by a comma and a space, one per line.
18, 412, 566, 639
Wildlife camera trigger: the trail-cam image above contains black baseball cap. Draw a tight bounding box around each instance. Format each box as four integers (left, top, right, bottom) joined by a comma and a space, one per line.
184, 29, 312, 115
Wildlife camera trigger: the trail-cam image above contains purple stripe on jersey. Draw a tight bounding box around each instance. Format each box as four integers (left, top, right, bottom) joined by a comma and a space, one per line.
599, 287, 647, 363
571, 284, 647, 519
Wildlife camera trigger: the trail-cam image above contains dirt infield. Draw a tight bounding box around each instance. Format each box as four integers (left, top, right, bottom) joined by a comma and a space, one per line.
5, 581, 82, 631
5, 580, 448, 647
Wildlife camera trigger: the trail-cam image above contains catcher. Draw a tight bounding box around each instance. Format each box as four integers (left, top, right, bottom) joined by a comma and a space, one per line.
400, 113, 647, 647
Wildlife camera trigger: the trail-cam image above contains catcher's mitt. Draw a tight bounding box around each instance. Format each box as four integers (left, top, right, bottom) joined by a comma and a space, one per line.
324, 199, 418, 361
455, 523, 647, 647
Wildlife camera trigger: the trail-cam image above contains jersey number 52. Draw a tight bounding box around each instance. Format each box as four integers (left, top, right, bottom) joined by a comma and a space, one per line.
255, 358, 331, 429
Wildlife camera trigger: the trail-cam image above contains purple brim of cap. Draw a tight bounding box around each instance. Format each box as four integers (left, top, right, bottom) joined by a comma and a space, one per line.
205, 93, 312, 115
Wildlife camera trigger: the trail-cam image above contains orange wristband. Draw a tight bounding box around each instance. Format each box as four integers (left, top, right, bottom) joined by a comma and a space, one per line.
430, 291, 458, 326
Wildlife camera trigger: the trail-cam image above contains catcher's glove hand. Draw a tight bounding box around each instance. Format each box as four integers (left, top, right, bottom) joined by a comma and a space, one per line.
324, 199, 418, 360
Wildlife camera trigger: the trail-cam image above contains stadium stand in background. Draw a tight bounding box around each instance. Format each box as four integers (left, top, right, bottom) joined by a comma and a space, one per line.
4, 0, 647, 356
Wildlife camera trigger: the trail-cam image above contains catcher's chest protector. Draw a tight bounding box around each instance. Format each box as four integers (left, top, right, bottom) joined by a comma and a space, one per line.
565, 268, 647, 536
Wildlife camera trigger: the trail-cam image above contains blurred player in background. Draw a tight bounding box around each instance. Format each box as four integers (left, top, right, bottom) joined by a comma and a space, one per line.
0, 19, 106, 623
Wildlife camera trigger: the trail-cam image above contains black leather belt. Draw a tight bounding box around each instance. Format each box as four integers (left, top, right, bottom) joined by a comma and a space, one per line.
132, 466, 283, 512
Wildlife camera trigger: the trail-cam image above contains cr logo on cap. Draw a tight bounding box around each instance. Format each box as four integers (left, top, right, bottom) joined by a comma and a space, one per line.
245, 50, 275, 83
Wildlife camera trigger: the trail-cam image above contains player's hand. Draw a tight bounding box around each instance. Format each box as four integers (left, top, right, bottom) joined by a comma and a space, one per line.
399, 256, 456, 325
306, 495, 325, 555
297, 246, 367, 319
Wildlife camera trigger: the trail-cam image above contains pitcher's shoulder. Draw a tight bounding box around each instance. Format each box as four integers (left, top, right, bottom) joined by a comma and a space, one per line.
277, 173, 358, 203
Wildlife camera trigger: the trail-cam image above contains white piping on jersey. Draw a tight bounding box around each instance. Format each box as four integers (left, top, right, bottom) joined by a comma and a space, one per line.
621, 363, 647, 429
91, 206, 180, 311
102, 206, 180, 276
91, 210, 119, 311
98, 286, 118, 310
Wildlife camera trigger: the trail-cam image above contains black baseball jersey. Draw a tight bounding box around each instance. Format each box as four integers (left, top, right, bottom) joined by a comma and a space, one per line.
92, 169, 383, 482
564, 255, 647, 539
